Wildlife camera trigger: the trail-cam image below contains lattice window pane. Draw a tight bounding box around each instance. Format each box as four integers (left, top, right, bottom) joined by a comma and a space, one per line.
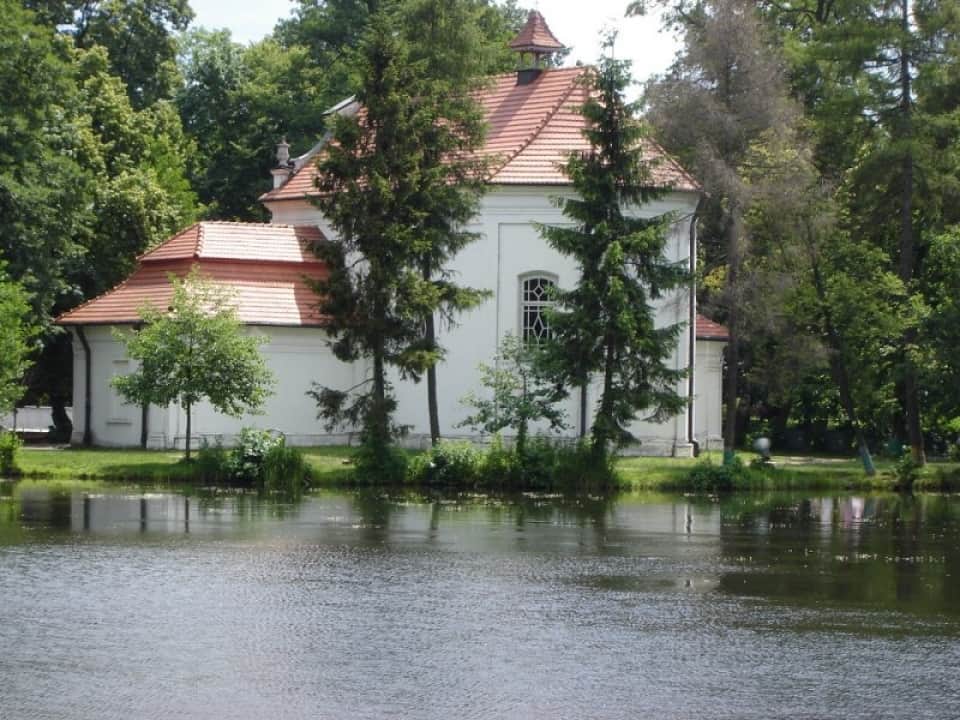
521, 276, 556, 344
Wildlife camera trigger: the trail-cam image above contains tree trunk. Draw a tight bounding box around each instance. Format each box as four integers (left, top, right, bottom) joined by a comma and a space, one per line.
424, 312, 440, 446
591, 335, 617, 462
185, 401, 192, 461
372, 348, 386, 443
723, 212, 741, 465
897, 0, 925, 466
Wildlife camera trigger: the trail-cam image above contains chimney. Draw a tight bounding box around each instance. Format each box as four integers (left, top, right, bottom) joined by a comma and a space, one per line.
509, 11, 566, 85
271, 137, 293, 189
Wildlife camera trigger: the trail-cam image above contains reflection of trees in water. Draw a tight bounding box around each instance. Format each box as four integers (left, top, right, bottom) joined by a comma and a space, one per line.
16, 488, 73, 529
192, 489, 303, 521
715, 493, 960, 617
348, 488, 617, 543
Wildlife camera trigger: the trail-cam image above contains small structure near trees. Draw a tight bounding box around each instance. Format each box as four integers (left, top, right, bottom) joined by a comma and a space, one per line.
112, 268, 274, 460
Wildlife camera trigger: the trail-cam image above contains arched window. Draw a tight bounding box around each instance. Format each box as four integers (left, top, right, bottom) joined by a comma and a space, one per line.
520, 274, 557, 343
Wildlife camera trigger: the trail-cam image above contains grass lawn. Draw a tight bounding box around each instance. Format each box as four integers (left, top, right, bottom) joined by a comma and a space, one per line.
15, 446, 356, 483
11, 445, 960, 492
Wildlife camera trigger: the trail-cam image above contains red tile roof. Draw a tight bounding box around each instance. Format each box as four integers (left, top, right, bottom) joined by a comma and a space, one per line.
696, 314, 729, 341
57, 223, 328, 327
509, 11, 565, 53
261, 67, 699, 202
139, 221, 324, 263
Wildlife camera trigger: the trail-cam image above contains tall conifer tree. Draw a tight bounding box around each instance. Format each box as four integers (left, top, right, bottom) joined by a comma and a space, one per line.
540, 44, 689, 463
310, 1, 488, 473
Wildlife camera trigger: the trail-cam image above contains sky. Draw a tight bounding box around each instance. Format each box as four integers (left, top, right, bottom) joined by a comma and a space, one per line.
188, 0, 682, 85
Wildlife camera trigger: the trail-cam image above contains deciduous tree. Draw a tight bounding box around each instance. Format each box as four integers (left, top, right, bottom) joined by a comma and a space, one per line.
642, 0, 799, 463
113, 269, 274, 460
0, 268, 37, 415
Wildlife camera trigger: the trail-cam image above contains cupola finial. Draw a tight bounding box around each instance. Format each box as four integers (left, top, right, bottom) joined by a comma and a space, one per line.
509, 11, 566, 84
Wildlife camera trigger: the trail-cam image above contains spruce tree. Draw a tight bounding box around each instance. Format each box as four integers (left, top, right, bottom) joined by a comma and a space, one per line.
310, 1, 488, 474
540, 45, 689, 463
399, 0, 493, 446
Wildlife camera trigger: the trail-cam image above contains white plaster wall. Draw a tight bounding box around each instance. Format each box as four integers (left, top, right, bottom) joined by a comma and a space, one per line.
75, 186, 705, 453
70, 325, 361, 448
694, 340, 726, 452
273, 187, 698, 454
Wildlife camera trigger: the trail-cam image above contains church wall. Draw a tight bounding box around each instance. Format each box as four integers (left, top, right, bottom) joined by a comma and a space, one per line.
272, 186, 698, 455
70, 325, 360, 449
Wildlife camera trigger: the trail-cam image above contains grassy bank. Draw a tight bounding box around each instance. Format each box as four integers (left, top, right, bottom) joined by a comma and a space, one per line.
10, 446, 960, 492
14, 446, 356, 484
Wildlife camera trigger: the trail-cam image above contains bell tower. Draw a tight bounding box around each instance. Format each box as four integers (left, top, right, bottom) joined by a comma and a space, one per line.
509, 11, 566, 85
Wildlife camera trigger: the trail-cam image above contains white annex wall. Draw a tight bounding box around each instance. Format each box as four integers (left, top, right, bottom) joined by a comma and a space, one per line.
694, 339, 726, 452
71, 325, 362, 449
73, 185, 723, 456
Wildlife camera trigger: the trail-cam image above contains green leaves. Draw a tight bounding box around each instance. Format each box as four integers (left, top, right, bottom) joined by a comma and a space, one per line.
310, 0, 492, 454
459, 334, 568, 455
0, 266, 37, 414
112, 267, 274, 425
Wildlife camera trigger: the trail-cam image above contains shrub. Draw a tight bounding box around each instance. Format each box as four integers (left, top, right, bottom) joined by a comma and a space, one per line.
891, 455, 921, 492
686, 456, 749, 493
949, 442, 960, 463
480, 434, 517, 484
196, 439, 230, 482
551, 440, 617, 489
353, 441, 408, 484
0, 430, 21, 476
194, 428, 309, 495
262, 438, 310, 494
407, 441, 482, 485
229, 428, 278, 486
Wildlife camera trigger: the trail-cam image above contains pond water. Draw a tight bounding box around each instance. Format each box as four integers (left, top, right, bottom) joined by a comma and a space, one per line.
1, 484, 958, 719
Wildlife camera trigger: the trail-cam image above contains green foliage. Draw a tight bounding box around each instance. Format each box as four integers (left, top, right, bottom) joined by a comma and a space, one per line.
480, 434, 517, 481
0, 269, 37, 413
351, 441, 410, 485
29, 0, 194, 107
0, 431, 22, 477
890, 454, 922, 492
459, 334, 567, 456
196, 440, 230, 483
541, 44, 688, 461
407, 441, 483, 485
310, 0, 491, 469
405, 436, 616, 489
112, 268, 275, 458
176, 29, 328, 220
686, 456, 749, 494
196, 429, 309, 496
0, 2, 197, 419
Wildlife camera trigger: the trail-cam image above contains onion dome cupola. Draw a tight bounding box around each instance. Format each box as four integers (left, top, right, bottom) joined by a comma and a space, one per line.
509, 10, 566, 85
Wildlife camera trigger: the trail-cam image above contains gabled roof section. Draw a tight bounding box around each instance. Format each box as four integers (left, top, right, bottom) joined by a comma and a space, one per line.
696, 314, 730, 341
509, 10, 566, 53
139, 222, 324, 263
57, 222, 328, 327
261, 67, 699, 202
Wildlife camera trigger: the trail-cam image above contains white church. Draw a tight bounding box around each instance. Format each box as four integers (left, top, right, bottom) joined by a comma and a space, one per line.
57, 12, 727, 456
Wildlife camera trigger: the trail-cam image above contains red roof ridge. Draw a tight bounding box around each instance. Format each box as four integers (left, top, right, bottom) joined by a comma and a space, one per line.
196, 222, 205, 259
55, 263, 182, 326
488, 67, 586, 182
138, 223, 198, 262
